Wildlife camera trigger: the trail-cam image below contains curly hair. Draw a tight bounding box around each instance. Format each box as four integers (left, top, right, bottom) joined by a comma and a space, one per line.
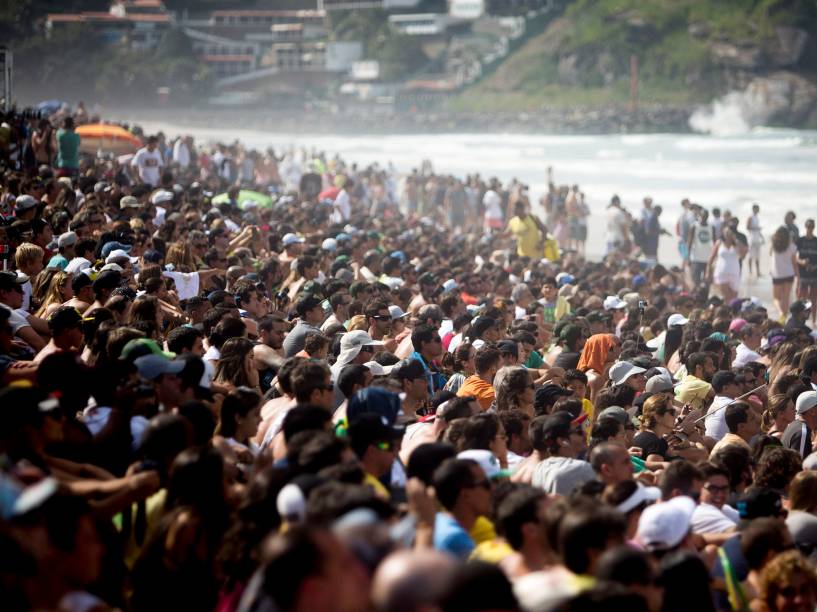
753, 447, 802, 492
760, 550, 817, 610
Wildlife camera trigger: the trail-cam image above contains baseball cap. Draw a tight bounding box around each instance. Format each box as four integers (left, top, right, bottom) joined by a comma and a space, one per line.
603, 295, 627, 310
347, 387, 404, 437
791, 300, 813, 314
282, 232, 305, 247
796, 391, 817, 415
388, 305, 410, 320
64, 257, 91, 275
609, 361, 646, 386
667, 313, 689, 327
470, 316, 497, 338
615, 484, 662, 513
143, 249, 163, 263
150, 190, 174, 205
676, 378, 712, 409
418, 272, 436, 286
333, 330, 385, 371
496, 339, 518, 357
390, 358, 427, 381
645, 374, 675, 393
555, 272, 574, 287
636, 495, 696, 551
134, 354, 184, 381
535, 385, 573, 412
598, 406, 640, 429
736, 487, 784, 520
729, 318, 748, 333
57, 231, 78, 248
363, 361, 393, 377
106, 249, 137, 265
120, 195, 140, 209
14, 195, 38, 212
458, 449, 512, 480
101, 241, 132, 259
0, 271, 26, 292
120, 338, 175, 362
321, 238, 338, 252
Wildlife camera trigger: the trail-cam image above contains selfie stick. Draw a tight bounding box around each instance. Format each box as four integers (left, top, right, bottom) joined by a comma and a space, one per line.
691, 383, 767, 424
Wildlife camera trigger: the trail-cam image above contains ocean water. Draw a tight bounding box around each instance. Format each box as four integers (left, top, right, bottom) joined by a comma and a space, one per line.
131, 119, 817, 270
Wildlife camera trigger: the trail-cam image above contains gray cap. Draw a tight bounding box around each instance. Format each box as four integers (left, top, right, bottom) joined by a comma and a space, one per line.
14, 195, 38, 211
57, 231, 78, 248
120, 195, 140, 209
134, 354, 185, 381
645, 374, 675, 393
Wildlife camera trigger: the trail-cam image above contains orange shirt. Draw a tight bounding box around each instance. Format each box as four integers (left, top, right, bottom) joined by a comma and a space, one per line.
457, 375, 495, 410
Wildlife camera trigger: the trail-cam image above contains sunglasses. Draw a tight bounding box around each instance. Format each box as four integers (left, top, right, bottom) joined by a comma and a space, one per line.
371, 314, 391, 321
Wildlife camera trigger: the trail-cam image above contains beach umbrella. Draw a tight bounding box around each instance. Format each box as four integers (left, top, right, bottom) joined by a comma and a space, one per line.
211, 190, 274, 210
76, 124, 142, 155
35, 100, 68, 114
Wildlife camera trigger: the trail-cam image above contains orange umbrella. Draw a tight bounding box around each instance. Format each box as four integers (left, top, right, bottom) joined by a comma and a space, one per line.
77, 124, 142, 155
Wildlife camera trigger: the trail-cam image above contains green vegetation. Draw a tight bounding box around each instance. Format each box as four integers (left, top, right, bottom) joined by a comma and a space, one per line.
451, 0, 817, 112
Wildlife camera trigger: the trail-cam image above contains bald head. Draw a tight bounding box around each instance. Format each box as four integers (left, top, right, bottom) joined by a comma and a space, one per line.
371, 549, 456, 612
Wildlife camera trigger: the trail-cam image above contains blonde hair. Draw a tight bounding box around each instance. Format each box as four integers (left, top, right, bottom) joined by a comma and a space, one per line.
35, 271, 71, 318
347, 314, 368, 331
15, 242, 44, 268
165, 242, 196, 273
761, 394, 792, 432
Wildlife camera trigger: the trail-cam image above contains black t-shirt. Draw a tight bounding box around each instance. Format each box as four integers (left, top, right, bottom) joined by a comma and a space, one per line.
796, 235, 817, 278
633, 430, 669, 460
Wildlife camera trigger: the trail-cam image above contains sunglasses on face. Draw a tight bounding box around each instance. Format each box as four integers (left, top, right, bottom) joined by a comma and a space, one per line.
371, 314, 391, 321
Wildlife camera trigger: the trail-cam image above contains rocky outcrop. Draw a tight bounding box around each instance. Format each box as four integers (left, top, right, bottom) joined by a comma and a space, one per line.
745, 71, 817, 125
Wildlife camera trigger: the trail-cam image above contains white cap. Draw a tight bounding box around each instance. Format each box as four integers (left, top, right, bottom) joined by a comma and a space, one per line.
150, 190, 174, 205
796, 391, 817, 415
615, 485, 662, 514
105, 249, 137, 264
608, 361, 646, 386
636, 495, 696, 551
603, 295, 627, 310
14, 195, 38, 211
100, 263, 124, 273
276, 483, 306, 523
64, 257, 91, 275
333, 331, 385, 371
457, 449, 510, 479
321, 237, 338, 252
364, 360, 393, 377
120, 195, 140, 209
282, 232, 305, 247
442, 279, 458, 293
667, 313, 689, 327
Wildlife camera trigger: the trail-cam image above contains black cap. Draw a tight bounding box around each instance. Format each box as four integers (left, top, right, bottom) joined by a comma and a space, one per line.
534, 384, 572, 412
418, 272, 436, 286
390, 358, 427, 381
496, 339, 518, 357
0, 271, 26, 292
736, 487, 783, 520
791, 299, 813, 314
348, 412, 403, 457
295, 294, 323, 318
470, 316, 497, 338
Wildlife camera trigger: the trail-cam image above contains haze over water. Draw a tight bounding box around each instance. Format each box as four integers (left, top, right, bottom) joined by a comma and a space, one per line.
131, 118, 817, 282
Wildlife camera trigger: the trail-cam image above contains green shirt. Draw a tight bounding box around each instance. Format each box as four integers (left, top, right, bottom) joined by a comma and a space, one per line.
56, 128, 80, 169
524, 350, 544, 369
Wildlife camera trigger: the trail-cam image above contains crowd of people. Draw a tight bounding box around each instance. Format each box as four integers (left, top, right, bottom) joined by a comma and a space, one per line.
4, 104, 817, 612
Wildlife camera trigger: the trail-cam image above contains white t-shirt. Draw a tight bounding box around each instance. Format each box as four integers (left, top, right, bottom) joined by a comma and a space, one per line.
172, 139, 190, 168
691, 502, 739, 534
131, 147, 164, 186
16, 271, 31, 312
332, 189, 351, 223
705, 395, 731, 441
689, 223, 714, 263
162, 270, 200, 301
770, 243, 796, 279
483, 190, 503, 221
0, 302, 31, 334
605, 206, 628, 243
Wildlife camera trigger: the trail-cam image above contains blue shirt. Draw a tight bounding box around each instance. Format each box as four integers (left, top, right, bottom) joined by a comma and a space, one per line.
410, 351, 447, 396
433, 513, 474, 559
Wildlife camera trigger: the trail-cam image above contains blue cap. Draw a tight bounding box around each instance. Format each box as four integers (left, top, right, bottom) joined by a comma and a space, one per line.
390, 250, 407, 264
134, 354, 185, 381
632, 274, 647, 287
143, 249, 163, 263
101, 241, 132, 259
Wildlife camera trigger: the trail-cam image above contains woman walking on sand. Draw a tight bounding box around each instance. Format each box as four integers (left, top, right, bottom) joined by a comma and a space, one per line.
707, 228, 742, 303
770, 226, 798, 321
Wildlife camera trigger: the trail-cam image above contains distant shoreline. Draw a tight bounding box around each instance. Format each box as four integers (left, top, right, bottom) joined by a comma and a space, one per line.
102, 104, 696, 136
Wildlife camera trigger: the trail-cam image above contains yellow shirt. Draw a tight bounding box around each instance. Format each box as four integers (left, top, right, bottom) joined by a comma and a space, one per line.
364, 472, 391, 499
508, 216, 541, 258
543, 236, 560, 262
581, 398, 595, 441
470, 515, 497, 544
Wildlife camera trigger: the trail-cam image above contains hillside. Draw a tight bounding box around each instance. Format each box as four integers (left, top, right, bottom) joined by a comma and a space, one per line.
450, 0, 817, 126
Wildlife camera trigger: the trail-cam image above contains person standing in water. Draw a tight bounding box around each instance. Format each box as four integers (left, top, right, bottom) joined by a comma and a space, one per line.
747, 204, 764, 278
